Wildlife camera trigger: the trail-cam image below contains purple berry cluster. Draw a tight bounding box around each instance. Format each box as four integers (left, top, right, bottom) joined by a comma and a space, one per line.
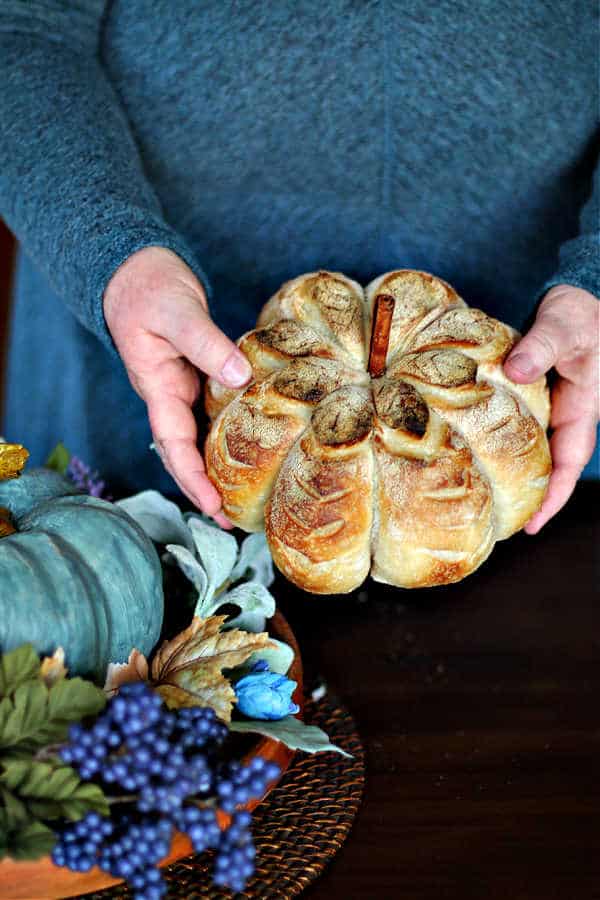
53, 683, 280, 898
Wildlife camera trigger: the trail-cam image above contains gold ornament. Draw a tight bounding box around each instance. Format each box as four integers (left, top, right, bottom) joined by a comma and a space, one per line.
0, 442, 29, 481
0, 442, 28, 537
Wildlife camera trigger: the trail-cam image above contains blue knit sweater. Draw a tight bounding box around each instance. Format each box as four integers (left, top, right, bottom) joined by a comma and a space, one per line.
0, 1, 598, 491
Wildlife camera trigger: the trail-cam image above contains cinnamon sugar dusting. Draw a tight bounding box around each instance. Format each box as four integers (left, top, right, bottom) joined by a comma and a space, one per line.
310, 274, 363, 328
254, 319, 330, 356
224, 402, 290, 465
273, 358, 348, 403
411, 307, 502, 349
312, 387, 373, 446
373, 379, 429, 435
393, 349, 477, 387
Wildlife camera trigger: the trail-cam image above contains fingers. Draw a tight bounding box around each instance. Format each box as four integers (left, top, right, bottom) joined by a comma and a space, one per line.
504, 286, 599, 385
103, 248, 248, 522
159, 297, 252, 390
504, 318, 562, 384
147, 392, 231, 524
525, 412, 597, 534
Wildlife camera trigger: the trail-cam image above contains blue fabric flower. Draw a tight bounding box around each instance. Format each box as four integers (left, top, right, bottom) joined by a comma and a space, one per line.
235, 667, 299, 721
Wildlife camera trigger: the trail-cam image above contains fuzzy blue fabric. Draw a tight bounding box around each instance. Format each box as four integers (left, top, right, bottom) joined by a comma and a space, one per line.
0, 1, 598, 490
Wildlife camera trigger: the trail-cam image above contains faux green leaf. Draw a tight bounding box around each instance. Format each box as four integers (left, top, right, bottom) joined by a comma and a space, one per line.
229, 716, 352, 757
165, 544, 208, 602
44, 442, 71, 475
0, 761, 109, 820
229, 532, 275, 588
0, 785, 28, 823
116, 490, 195, 552
45, 677, 106, 728
187, 517, 238, 612
0, 681, 48, 749
0, 645, 40, 697
245, 639, 295, 676
220, 582, 276, 633
2, 820, 56, 861
0, 675, 105, 752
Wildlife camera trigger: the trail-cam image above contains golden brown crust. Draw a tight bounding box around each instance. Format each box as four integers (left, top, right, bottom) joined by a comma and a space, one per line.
388, 349, 494, 410
371, 431, 495, 588
365, 270, 465, 364
257, 271, 368, 365
204, 381, 311, 531
406, 306, 513, 363
266, 427, 374, 594
204, 268, 552, 592
431, 384, 551, 539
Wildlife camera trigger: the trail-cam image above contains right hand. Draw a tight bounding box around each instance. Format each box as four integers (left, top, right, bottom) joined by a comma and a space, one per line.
103, 246, 252, 525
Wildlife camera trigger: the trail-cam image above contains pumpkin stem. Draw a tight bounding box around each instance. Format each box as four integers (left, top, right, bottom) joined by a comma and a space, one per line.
0, 507, 16, 538
368, 294, 395, 378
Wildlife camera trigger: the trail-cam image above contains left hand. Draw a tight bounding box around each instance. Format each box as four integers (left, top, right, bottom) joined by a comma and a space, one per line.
503, 284, 599, 534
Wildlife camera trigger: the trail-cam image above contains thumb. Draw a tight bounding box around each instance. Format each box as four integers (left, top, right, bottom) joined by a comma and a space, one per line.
504, 304, 566, 385
164, 302, 252, 389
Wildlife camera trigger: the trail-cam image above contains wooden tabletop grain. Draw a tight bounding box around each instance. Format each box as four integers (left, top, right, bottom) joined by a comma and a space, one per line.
277, 482, 599, 900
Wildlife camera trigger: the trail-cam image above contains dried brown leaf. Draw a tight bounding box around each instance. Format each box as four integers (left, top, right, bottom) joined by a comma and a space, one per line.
151, 615, 271, 723
103, 649, 149, 698
39, 649, 67, 687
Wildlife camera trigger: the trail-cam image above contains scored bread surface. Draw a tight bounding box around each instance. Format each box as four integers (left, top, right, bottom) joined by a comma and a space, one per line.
205, 270, 551, 593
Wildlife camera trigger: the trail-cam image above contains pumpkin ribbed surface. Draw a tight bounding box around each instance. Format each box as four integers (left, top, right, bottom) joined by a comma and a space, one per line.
0, 470, 164, 678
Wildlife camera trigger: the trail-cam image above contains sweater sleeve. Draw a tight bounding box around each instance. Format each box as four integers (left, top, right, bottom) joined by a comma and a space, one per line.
539, 158, 600, 300
0, 1, 211, 352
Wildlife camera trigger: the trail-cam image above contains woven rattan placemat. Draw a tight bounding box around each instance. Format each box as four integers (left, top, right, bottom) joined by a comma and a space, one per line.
78, 694, 365, 899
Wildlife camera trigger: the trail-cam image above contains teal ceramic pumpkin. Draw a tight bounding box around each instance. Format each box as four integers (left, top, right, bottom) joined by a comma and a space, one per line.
0, 468, 164, 680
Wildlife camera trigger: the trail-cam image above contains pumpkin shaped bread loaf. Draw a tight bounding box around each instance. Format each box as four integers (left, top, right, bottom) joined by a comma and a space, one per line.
205, 270, 551, 594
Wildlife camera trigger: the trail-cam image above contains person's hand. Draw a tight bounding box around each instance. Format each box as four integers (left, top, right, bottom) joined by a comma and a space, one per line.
103, 246, 252, 525
503, 284, 599, 534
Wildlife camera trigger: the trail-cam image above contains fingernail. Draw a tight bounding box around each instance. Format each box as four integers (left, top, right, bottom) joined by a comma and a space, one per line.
220, 352, 252, 388
507, 353, 536, 377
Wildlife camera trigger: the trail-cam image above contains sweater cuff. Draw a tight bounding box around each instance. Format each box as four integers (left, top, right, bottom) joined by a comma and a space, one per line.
537, 233, 600, 303
85, 224, 212, 357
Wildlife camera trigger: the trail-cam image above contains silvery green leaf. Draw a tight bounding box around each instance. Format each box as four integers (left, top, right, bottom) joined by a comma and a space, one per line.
184, 510, 220, 529
117, 491, 194, 552
229, 717, 351, 757
187, 516, 238, 602
246, 639, 295, 675
230, 533, 275, 588
165, 544, 209, 604
219, 583, 276, 632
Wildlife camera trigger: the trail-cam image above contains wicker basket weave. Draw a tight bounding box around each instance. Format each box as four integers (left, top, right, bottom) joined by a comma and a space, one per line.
76, 694, 365, 899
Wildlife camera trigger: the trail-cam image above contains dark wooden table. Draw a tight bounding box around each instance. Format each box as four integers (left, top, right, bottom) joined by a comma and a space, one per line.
277, 482, 599, 900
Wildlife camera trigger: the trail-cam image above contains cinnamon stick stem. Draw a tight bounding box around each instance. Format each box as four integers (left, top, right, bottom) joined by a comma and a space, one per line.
368, 294, 395, 377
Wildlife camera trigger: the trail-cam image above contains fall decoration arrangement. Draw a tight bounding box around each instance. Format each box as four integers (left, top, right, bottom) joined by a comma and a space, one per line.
205, 269, 551, 593
0, 442, 343, 899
